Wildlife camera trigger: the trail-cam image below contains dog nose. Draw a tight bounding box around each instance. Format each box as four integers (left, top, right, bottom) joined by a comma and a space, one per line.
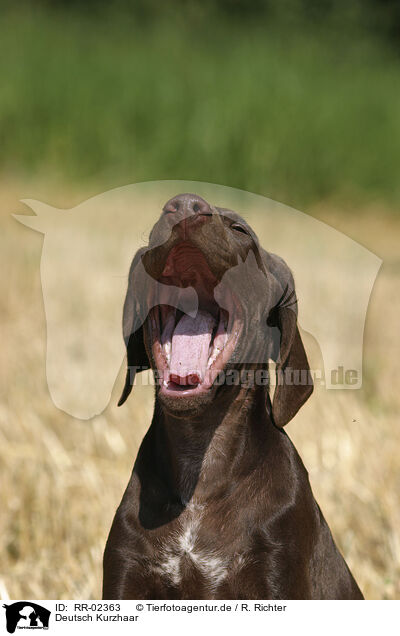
163, 193, 212, 218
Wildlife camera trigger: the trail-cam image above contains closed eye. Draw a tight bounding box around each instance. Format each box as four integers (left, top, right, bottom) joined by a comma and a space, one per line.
231, 223, 249, 235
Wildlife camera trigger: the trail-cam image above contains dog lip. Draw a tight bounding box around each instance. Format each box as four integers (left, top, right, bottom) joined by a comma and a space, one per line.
161, 380, 212, 398
174, 213, 211, 236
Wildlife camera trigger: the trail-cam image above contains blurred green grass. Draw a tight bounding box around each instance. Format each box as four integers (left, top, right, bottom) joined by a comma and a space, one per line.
1, 5, 400, 208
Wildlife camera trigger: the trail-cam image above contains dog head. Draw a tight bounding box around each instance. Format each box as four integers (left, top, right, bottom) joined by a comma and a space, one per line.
119, 193, 312, 425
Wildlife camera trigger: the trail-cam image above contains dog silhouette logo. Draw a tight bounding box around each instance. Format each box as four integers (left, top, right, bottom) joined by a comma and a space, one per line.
2, 602, 50, 633
13, 181, 381, 418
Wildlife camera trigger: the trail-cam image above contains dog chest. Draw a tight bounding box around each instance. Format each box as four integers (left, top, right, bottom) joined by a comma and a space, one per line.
150, 502, 246, 594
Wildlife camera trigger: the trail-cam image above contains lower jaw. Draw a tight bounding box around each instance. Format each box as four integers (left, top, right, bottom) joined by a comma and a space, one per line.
155, 354, 238, 401
158, 370, 220, 399
160, 383, 212, 398
157, 383, 218, 417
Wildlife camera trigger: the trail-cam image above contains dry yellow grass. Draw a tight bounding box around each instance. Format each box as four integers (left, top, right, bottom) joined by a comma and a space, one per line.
0, 181, 399, 599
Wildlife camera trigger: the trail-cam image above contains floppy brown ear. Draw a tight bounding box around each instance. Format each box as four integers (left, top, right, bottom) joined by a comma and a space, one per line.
271, 304, 313, 426
265, 253, 313, 427
118, 248, 150, 406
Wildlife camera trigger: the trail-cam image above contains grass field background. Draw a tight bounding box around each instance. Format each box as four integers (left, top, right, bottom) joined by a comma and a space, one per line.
0, 1, 399, 600
1, 5, 400, 209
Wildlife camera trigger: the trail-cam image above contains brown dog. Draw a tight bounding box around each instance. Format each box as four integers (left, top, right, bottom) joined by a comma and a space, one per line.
102, 193, 363, 599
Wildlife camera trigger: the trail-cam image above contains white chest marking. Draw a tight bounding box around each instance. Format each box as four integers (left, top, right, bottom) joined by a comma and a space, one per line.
153, 503, 229, 589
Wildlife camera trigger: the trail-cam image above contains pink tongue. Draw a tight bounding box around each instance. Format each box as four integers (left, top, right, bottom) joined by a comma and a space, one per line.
169, 311, 216, 386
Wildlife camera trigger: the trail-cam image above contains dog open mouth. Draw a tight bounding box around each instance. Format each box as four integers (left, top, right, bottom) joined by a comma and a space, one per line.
147, 241, 243, 397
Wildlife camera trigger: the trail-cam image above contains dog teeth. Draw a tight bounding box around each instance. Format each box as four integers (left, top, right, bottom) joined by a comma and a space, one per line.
207, 312, 228, 368
160, 310, 175, 364
164, 341, 171, 363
